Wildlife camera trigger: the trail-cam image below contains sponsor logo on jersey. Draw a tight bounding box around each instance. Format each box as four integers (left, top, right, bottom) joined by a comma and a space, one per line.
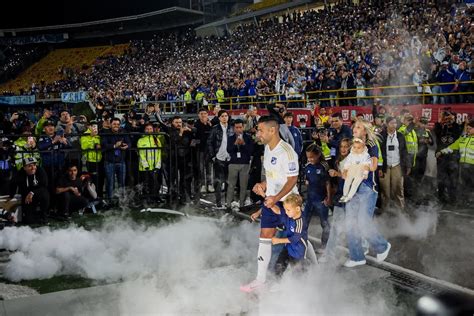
289, 162, 297, 171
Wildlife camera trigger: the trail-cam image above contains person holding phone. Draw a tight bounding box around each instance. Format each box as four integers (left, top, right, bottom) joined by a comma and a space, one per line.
13, 125, 41, 170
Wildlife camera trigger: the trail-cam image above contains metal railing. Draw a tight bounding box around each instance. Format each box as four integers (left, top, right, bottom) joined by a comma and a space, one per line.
112, 80, 474, 113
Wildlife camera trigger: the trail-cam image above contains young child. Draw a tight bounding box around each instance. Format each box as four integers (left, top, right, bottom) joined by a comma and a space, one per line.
270, 193, 309, 278
304, 144, 331, 252
339, 138, 371, 203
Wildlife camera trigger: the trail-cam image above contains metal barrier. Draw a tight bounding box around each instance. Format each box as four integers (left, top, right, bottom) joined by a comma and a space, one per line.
0, 132, 205, 208
108, 80, 474, 114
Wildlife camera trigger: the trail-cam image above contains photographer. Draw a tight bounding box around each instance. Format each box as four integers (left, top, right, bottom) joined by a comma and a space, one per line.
434, 110, 463, 204
13, 126, 41, 171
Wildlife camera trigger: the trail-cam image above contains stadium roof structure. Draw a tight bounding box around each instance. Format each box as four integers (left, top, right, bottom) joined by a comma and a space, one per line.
195, 0, 311, 36
0, 7, 205, 39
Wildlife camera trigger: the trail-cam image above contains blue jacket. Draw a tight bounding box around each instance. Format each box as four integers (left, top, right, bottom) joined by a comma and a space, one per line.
305, 162, 329, 202
455, 69, 471, 88
38, 134, 71, 167
101, 132, 131, 164
227, 133, 254, 164
279, 207, 308, 260
437, 67, 456, 93
288, 125, 303, 155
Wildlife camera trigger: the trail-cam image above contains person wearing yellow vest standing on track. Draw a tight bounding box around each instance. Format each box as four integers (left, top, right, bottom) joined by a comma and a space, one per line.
437, 119, 474, 207
137, 122, 162, 203
398, 114, 417, 201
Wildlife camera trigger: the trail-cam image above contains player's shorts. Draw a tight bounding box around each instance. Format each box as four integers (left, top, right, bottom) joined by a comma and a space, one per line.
260, 201, 284, 229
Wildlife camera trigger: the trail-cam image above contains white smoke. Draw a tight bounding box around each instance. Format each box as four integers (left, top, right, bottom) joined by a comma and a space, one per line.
0, 215, 396, 314
375, 206, 438, 240
0, 217, 256, 282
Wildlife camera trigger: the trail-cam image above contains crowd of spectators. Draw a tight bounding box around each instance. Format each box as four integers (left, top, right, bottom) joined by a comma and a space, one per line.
2, 1, 474, 110
0, 100, 473, 228
0, 44, 47, 85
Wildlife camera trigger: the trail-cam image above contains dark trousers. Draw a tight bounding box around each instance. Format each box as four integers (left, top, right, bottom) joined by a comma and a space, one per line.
172, 157, 192, 202
22, 187, 49, 224
274, 247, 304, 278
56, 192, 89, 215
213, 159, 229, 205
459, 163, 474, 204
437, 155, 459, 203
86, 161, 105, 198
139, 169, 162, 200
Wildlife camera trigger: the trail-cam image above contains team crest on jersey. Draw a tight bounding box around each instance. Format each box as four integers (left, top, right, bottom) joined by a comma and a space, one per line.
271, 157, 277, 164
290, 226, 295, 232
316, 169, 321, 174
289, 162, 297, 171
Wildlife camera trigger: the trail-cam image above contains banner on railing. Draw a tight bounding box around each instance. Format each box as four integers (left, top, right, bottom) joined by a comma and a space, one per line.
0, 95, 36, 105
223, 104, 474, 127
61, 91, 88, 103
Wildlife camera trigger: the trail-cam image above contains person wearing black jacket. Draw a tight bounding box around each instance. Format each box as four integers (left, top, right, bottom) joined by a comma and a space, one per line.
434, 110, 463, 204
9, 157, 49, 224
194, 108, 214, 193
168, 116, 193, 204
207, 110, 233, 208
379, 116, 411, 211
101, 118, 131, 199
226, 119, 254, 208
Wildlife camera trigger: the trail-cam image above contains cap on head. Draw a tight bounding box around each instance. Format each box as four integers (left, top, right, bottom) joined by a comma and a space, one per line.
23, 157, 37, 166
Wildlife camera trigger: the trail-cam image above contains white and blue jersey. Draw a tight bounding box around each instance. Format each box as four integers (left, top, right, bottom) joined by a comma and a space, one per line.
278, 205, 308, 260
305, 162, 329, 202
361, 139, 378, 193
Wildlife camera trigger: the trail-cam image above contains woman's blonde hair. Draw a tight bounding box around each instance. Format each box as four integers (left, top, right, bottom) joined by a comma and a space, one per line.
353, 118, 378, 143
283, 193, 303, 208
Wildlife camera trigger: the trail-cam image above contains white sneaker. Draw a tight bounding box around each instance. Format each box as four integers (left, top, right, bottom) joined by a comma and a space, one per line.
376, 242, 391, 262
339, 196, 348, 203
343, 259, 366, 268
244, 197, 252, 206
240, 279, 265, 293
316, 247, 326, 254
200, 185, 207, 193
207, 185, 215, 193
318, 255, 328, 263
230, 201, 240, 210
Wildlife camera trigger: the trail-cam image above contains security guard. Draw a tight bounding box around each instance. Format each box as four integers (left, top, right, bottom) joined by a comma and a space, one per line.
184, 87, 193, 113
414, 116, 434, 179
437, 119, 474, 205
216, 84, 225, 104
137, 122, 162, 202
398, 114, 418, 167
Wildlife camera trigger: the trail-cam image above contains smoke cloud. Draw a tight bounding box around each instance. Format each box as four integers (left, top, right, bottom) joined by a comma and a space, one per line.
0, 215, 398, 314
